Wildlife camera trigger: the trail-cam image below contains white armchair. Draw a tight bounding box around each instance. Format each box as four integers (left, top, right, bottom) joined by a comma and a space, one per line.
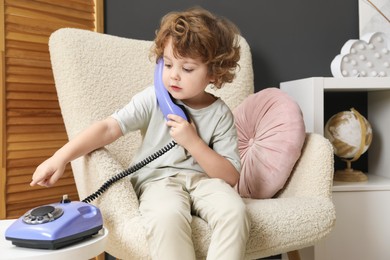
48, 28, 335, 260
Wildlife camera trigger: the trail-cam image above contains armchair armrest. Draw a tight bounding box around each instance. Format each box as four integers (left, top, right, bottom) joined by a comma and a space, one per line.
71, 147, 150, 258
244, 196, 335, 258
71, 147, 139, 215
278, 133, 335, 199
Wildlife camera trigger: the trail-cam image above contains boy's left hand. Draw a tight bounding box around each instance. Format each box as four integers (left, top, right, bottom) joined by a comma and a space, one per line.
166, 114, 199, 148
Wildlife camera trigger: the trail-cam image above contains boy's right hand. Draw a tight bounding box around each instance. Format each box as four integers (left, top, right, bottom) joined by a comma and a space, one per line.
30, 156, 66, 187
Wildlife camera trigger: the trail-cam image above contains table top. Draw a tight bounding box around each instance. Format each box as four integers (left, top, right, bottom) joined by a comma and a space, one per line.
0, 219, 108, 260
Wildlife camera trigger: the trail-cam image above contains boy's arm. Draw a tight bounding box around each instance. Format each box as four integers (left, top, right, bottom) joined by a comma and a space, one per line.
166, 114, 239, 186
186, 140, 240, 186
30, 117, 123, 187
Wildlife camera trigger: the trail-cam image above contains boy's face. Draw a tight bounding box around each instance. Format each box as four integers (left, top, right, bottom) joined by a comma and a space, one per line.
162, 38, 214, 107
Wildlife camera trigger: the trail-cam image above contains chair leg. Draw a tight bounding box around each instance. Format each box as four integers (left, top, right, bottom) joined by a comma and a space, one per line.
90, 253, 105, 260
287, 250, 301, 260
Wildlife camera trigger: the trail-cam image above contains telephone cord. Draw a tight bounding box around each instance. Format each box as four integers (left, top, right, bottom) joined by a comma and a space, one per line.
82, 140, 177, 203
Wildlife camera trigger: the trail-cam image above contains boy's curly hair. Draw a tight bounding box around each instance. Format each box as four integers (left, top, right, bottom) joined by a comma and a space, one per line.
152, 7, 241, 88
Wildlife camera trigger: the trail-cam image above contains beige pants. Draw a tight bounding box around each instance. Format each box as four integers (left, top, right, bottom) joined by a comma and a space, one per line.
139, 172, 250, 260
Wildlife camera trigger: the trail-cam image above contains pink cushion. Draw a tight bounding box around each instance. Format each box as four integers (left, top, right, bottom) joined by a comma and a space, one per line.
233, 88, 306, 199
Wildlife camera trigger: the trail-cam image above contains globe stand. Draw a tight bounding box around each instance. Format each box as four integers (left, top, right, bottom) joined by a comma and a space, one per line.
326, 108, 372, 183
334, 160, 368, 182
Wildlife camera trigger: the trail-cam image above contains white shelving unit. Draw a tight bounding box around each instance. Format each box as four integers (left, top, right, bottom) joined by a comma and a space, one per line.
280, 77, 390, 260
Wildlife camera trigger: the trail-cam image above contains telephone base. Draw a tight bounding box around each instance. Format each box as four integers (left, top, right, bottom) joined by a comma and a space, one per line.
5, 196, 103, 250
7, 225, 102, 250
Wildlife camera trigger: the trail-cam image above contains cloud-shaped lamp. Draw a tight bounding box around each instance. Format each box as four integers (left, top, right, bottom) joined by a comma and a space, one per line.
331, 32, 390, 77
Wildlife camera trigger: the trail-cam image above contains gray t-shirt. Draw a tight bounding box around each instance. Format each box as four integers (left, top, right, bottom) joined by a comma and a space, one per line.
111, 86, 241, 195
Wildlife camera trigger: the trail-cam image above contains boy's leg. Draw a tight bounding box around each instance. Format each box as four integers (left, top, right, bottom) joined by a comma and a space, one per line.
190, 176, 250, 260
139, 176, 196, 260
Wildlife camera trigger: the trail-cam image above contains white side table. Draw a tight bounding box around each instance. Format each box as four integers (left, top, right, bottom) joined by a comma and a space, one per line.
0, 219, 108, 260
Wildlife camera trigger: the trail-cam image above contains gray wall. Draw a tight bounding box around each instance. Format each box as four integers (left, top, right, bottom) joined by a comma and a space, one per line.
104, 0, 359, 91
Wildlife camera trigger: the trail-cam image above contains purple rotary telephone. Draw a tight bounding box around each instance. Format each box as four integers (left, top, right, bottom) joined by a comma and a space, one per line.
5, 195, 103, 249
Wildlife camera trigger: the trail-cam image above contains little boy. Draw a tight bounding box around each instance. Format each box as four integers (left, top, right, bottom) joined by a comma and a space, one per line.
31, 7, 250, 260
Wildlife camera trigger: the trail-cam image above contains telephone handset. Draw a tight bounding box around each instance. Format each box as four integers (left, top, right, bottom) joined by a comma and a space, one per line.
5, 59, 190, 250
154, 58, 189, 122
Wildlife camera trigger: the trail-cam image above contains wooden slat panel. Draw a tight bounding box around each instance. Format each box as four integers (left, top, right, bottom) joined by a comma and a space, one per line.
7, 156, 54, 168
8, 177, 75, 193
67, 0, 94, 6
7, 57, 51, 68
7, 194, 79, 218
7, 92, 57, 100
15, 176, 79, 193
7, 166, 36, 177
36, 0, 94, 13
7, 116, 64, 125
7, 132, 67, 142
6, 13, 91, 31
6, 31, 48, 44
94, 0, 103, 33
7, 83, 56, 93
8, 175, 36, 185
6, 39, 48, 52
6, 16, 58, 36
8, 165, 71, 177
6, 23, 52, 37
7, 147, 62, 159
7, 75, 53, 84
6, 191, 80, 210
7, 66, 52, 77
7, 100, 60, 109
6, 0, 94, 21
8, 124, 66, 134
6, 6, 95, 29
7, 191, 78, 207
7, 186, 79, 203
8, 140, 67, 151
2, 0, 99, 219
6, 48, 50, 60
1, 4, 6, 219
6, 109, 61, 117
6, 191, 79, 218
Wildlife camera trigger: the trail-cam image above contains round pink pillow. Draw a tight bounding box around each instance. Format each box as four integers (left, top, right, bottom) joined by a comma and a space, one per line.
233, 88, 306, 199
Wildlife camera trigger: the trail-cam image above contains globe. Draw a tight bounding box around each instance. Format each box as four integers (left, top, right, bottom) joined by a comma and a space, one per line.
324, 108, 373, 160
324, 108, 373, 182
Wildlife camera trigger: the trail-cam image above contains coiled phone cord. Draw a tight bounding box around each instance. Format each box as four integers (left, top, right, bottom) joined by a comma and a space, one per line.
82, 140, 177, 203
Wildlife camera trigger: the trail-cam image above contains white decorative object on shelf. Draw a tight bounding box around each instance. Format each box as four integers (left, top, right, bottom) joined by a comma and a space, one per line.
331, 32, 390, 78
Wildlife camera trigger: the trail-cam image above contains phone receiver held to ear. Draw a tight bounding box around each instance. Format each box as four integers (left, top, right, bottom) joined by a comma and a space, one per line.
154, 58, 189, 122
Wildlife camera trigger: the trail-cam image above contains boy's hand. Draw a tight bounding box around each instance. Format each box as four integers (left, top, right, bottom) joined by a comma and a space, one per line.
166, 114, 199, 148
30, 156, 66, 187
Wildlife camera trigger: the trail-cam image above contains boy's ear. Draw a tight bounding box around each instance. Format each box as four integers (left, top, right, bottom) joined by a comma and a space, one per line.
209, 75, 216, 84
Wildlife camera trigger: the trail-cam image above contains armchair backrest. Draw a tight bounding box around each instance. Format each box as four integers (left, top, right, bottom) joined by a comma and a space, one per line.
49, 28, 254, 167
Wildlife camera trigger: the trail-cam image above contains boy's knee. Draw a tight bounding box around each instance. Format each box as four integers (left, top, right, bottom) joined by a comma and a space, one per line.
230, 202, 249, 225
213, 198, 248, 227
151, 201, 192, 229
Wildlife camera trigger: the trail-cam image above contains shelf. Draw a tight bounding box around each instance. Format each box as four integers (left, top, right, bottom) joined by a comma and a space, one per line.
283, 77, 390, 91
333, 174, 390, 192
317, 77, 390, 91
280, 77, 390, 179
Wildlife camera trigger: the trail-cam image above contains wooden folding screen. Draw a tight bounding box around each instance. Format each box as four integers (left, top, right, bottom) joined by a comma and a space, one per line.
0, 0, 104, 219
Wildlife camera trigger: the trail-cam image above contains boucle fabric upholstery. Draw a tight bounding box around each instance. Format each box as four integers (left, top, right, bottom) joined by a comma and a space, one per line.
49, 28, 335, 259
